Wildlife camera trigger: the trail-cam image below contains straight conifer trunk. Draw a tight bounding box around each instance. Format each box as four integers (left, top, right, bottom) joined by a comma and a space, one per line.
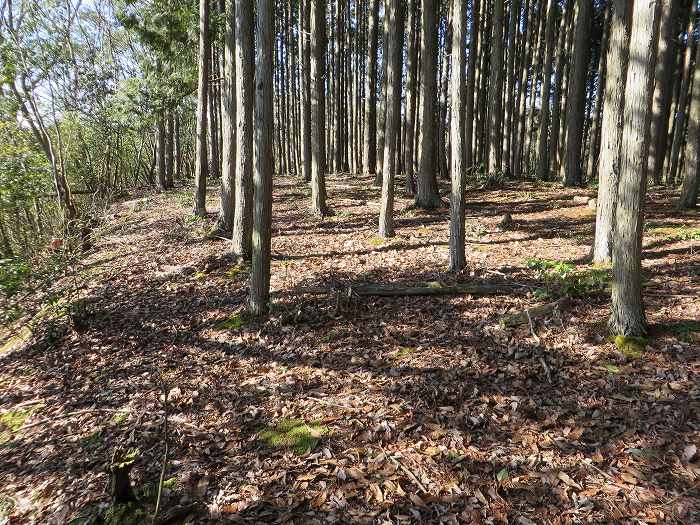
610, 0, 659, 336
449, 0, 467, 272
487, 0, 504, 174
378, 0, 403, 238
310, 0, 328, 216
679, 37, 700, 209
593, 0, 629, 265
194, 0, 210, 216
232, 0, 254, 257
249, 0, 274, 316
415, 0, 442, 209
563, 0, 591, 187
219, 0, 236, 234
364, 0, 380, 176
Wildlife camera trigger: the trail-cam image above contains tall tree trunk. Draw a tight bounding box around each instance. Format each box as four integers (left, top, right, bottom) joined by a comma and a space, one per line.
232, 0, 254, 257
300, 1, 312, 182
194, 0, 210, 216
375, 6, 390, 185
535, 0, 559, 180
166, 111, 175, 188
219, 0, 236, 234
610, 0, 658, 336
465, 0, 480, 172
550, 0, 572, 179
415, 0, 442, 209
648, 0, 679, 185
487, 0, 505, 174
404, 0, 418, 194
378, 0, 403, 238
364, 0, 380, 176
156, 114, 167, 191
667, 2, 697, 186
249, 0, 274, 316
563, 0, 592, 187
593, 0, 629, 265
449, 0, 467, 272
679, 36, 700, 209
310, 0, 328, 216
586, 6, 610, 183
503, 0, 520, 174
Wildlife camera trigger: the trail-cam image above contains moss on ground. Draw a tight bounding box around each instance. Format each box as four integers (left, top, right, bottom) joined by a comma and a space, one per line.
260, 419, 328, 454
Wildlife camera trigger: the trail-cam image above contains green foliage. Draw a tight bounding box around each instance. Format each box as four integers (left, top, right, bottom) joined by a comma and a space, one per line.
525, 258, 609, 298
260, 419, 328, 455
0, 258, 32, 298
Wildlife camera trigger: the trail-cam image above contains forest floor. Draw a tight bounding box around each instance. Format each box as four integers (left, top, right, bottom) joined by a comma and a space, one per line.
1, 174, 699, 524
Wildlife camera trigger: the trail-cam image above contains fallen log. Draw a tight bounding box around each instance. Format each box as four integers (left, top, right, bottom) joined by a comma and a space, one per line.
284, 282, 519, 297
500, 296, 570, 328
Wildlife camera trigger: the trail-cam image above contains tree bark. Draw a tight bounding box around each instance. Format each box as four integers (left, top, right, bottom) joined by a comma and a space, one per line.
249, 0, 274, 316
363, 0, 380, 177
404, 0, 418, 194
593, 0, 629, 265
194, 0, 210, 216
310, 0, 328, 216
232, 0, 254, 257
449, 0, 467, 272
563, 0, 592, 187
219, 0, 236, 234
378, 0, 403, 238
415, 0, 442, 209
647, 0, 679, 185
535, 0, 560, 180
679, 35, 700, 209
610, 0, 658, 336
465, 0, 480, 172
487, 0, 505, 175
667, 2, 697, 186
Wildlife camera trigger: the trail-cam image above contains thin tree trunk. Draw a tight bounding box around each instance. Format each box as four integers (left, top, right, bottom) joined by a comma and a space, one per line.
219, 0, 236, 234
375, 6, 390, 185
667, 2, 697, 186
449, 0, 467, 272
487, 0, 504, 174
364, 0, 380, 176
535, 0, 559, 180
465, 0, 480, 172
679, 35, 700, 209
194, 0, 210, 216
310, 0, 328, 216
378, 0, 403, 238
648, 0, 679, 185
300, 1, 312, 182
404, 0, 418, 194
156, 114, 167, 190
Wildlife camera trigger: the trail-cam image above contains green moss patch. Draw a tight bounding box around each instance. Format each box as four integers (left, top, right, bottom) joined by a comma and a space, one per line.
614, 336, 647, 360
215, 311, 250, 331
103, 502, 146, 525
225, 264, 249, 280
259, 419, 328, 454
393, 346, 416, 360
